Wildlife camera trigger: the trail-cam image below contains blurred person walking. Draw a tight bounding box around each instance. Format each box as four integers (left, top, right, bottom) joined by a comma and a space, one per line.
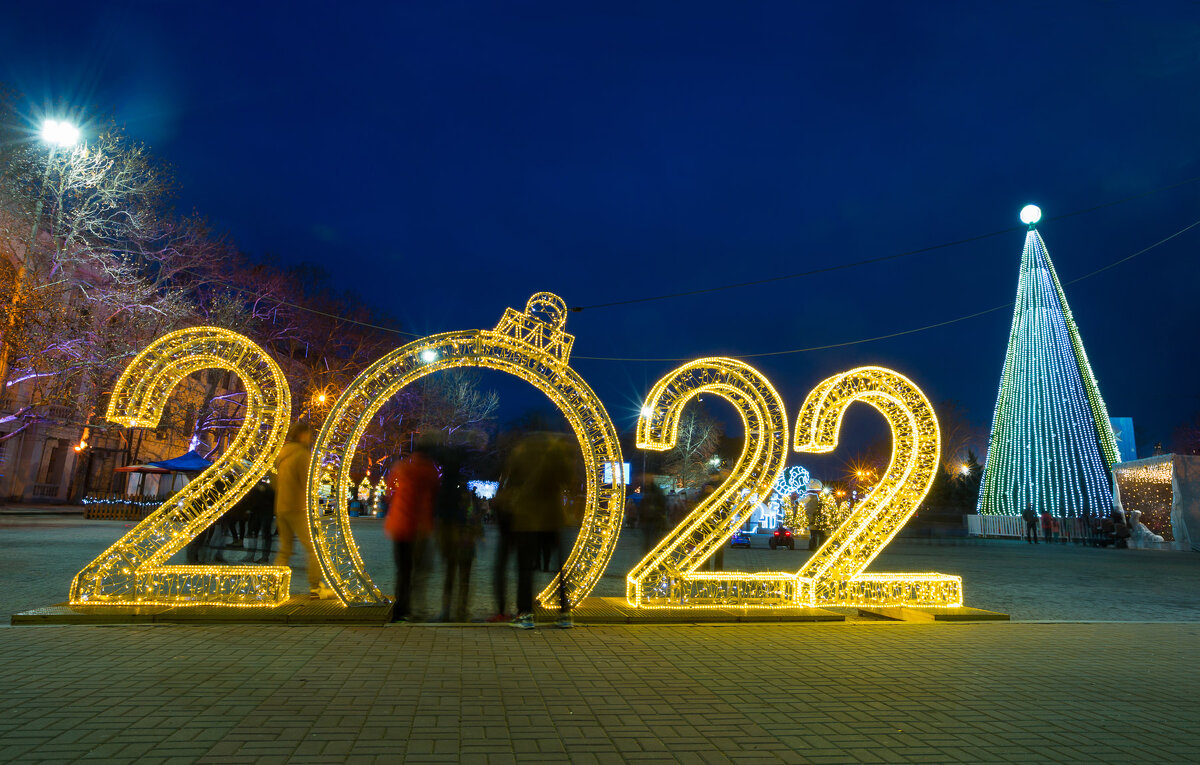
503, 432, 575, 630
239, 477, 275, 563
488, 482, 517, 622
640, 482, 667, 555
433, 444, 478, 622
274, 422, 334, 599
384, 448, 438, 622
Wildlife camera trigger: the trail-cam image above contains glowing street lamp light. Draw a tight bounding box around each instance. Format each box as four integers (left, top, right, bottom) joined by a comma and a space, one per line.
0, 117, 83, 391
1019, 204, 1042, 226
40, 119, 80, 148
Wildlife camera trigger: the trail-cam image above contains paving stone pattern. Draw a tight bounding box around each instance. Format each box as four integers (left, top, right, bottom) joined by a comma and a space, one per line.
2, 622, 1200, 763
4, 515, 1200, 762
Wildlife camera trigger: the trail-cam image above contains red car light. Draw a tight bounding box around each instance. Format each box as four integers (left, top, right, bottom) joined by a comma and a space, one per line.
773, 531, 779, 536
785, 531, 792, 536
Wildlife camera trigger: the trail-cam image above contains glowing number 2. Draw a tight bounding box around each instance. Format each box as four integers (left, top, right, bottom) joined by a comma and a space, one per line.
794, 367, 961, 607
628, 358, 789, 607
631, 362, 962, 608
70, 328, 292, 606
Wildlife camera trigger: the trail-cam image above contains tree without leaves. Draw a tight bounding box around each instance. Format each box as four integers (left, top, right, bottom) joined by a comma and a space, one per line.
662, 404, 723, 491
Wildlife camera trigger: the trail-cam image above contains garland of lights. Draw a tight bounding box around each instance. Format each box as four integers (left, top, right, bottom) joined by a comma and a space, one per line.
308, 293, 625, 608
630, 363, 960, 608
1114, 457, 1174, 540
794, 367, 959, 606
70, 327, 292, 607
629, 358, 789, 607
978, 219, 1119, 518
70, 305, 966, 612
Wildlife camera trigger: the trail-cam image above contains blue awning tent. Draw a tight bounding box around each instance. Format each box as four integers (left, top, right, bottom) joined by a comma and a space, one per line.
148, 450, 213, 473
116, 450, 214, 474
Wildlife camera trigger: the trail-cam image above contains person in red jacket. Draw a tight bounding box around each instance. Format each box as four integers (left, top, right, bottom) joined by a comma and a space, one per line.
384, 447, 438, 621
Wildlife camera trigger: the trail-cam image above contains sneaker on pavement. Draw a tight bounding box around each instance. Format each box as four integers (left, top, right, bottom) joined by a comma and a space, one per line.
511, 613, 535, 630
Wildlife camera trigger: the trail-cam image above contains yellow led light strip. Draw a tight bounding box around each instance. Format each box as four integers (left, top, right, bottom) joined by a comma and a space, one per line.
628, 358, 789, 607
794, 367, 961, 607
628, 363, 961, 609
309, 292, 625, 608
70, 327, 292, 606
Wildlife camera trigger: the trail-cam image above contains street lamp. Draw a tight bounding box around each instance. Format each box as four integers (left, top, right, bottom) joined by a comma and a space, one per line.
40, 119, 81, 148
0, 118, 82, 393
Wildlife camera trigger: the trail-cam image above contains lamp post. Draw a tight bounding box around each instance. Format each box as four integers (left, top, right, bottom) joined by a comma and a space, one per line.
0, 119, 81, 394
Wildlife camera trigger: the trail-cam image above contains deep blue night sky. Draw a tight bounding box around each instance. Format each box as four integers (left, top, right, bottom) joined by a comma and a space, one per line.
4, 2, 1200, 455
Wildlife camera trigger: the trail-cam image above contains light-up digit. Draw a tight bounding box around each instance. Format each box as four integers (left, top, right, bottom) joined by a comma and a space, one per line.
69, 327, 292, 606
628, 358, 789, 607
309, 293, 625, 608
794, 366, 962, 607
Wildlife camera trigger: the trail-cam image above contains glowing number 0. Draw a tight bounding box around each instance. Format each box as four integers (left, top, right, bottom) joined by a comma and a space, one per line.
632, 361, 962, 608
309, 293, 625, 608
70, 328, 292, 606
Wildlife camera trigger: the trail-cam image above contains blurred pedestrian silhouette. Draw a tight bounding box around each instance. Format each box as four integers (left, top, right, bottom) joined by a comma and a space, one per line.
274, 422, 333, 598
432, 443, 478, 622
805, 494, 819, 550
502, 432, 576, 629
1040, 509, 1055, 543
640, 482, 666, 555
384, 447, 437, 621
699, 483, 723, 571
239, 476, 275, 563
1022, 503, 1039, 544
489, 479, 516, 622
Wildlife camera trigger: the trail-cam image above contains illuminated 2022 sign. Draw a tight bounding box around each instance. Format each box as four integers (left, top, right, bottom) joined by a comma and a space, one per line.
70, 293, 962, 611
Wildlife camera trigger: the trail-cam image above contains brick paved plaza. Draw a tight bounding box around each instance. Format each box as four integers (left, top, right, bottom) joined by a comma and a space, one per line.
3, 513, 1200, 763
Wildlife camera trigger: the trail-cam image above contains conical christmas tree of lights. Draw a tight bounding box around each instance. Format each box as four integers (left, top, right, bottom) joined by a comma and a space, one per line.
977, 205, 1119, 517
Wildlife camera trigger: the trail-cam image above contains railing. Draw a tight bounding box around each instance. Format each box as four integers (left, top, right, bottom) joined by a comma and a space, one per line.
31, 483, 60, 498
967, 514, 1095, 541
82, 490, 175, 521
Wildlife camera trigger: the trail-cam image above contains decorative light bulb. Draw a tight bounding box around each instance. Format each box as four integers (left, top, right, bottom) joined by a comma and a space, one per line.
1019, 204, 1042, 225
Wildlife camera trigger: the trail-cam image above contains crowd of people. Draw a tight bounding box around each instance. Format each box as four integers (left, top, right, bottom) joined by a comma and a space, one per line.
1019, 502, 1165, 548
190, 423, 581, 628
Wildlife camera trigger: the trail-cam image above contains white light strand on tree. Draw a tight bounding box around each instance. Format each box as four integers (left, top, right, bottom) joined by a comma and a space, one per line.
978, 216, 1119, 518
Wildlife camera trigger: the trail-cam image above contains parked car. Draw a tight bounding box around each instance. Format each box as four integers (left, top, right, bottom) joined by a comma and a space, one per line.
768, 526, 795, 550
730, 530, 752, 548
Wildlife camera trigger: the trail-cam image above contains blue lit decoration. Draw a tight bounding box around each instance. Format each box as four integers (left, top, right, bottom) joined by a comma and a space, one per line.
754, 465, 811, 529
467, 480, 498, 500
978, 209, 1119, 517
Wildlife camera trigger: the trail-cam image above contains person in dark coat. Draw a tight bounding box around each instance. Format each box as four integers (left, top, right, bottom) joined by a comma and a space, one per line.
1022, 503, 1039, 544
239, 477, 276, 563
503, 432, 576, 630
640, 482, 667, 555
432, 444, 477, 622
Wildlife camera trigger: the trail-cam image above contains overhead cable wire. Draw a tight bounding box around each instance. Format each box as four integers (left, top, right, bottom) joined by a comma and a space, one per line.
568, 174, 1200, 312
571, 214, 1200, 362
185, 175, 1200, 347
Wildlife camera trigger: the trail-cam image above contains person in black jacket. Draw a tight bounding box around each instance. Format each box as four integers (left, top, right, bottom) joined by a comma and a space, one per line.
240, 478, 276, 563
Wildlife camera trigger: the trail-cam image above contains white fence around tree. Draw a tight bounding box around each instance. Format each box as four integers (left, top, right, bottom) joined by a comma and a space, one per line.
966, 514, 1094, 540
